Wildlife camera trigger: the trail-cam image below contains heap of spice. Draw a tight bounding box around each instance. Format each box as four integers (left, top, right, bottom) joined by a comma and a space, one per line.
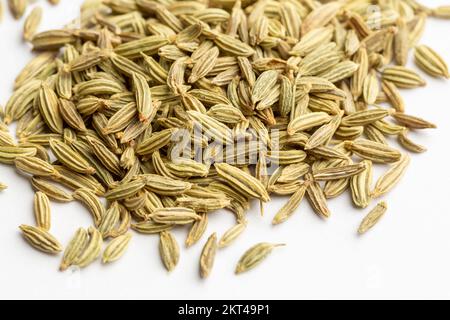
0, 0, 449, 276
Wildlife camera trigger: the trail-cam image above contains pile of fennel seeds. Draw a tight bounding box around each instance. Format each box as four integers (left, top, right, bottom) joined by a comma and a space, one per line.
0, 0, 449, 276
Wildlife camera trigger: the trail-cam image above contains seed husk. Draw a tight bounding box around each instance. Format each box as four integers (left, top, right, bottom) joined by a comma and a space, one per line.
305, 112, 342, 150
363, 70, 380, 105
31, 29, 76, 51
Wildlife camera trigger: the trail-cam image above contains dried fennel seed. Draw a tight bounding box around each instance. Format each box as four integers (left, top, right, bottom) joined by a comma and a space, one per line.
0, 183, 8, 191
200, 233, 218, 279
358, 202, 388, 235
235, 243, 285, 275
60, 228, 89, 271
102, 233, 132, 264
0, 0, 448, 276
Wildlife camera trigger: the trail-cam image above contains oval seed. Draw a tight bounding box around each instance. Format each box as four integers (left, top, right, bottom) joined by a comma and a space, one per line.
185, 213, 208, 248
60, 228, 88, 271
102, 233, 132, 264
75, 227, 103, 268
34, 192, 51, 231
414, 45, 449, 78
200, 233, 218, 279
159, 231, 180, 271
235, 243, 285, 275
49, 139, 95, 175
372, 154, 410, 198
98, 202, 121, 238
73, 188, 105, 226
14, 156, 60, 178
218, 222, 247, 248
31, 177, 73, 202
358, 202, 388, 235
272, 183, 308, 225
19, 224, 62, 254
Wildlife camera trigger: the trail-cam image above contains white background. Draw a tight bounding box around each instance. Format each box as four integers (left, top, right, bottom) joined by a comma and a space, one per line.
1, 0, 450, 300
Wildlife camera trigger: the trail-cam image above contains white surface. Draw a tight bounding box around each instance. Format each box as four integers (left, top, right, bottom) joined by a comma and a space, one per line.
1, 0, 450, 300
